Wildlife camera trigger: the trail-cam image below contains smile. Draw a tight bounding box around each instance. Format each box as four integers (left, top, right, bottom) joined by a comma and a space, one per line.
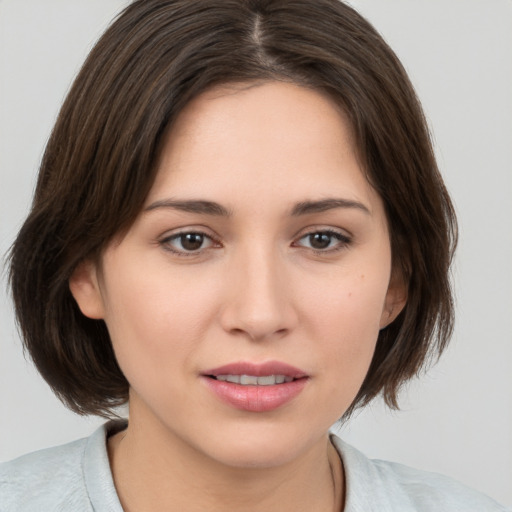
202, 361, 309, 412
213, 374, 295, 385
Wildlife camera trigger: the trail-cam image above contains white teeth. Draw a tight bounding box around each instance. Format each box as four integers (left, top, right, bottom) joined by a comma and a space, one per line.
257, 375, 277, 385
240, 375, 258, 385
215, 374, 294, 386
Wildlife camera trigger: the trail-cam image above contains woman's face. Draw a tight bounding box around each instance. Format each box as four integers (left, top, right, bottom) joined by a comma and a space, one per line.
71, 81, 404, 468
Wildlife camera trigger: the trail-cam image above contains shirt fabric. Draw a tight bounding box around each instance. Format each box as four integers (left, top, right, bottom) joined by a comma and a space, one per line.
0, 421, 509, 511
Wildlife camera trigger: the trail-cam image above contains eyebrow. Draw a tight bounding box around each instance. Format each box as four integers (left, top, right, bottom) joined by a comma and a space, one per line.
144, 199, 232, 216
144, 197, 370, 217
290, 198, 370, 216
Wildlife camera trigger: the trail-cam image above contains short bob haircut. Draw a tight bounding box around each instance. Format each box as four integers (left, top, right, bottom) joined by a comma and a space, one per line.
9, 0, 457, 418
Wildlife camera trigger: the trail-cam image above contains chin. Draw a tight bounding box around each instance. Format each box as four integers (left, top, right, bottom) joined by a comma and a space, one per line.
196, 421, 326, 469
207, 443, 303, 470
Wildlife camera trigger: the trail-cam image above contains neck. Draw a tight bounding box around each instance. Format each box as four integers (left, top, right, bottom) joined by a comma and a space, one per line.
108, 412, 344, 512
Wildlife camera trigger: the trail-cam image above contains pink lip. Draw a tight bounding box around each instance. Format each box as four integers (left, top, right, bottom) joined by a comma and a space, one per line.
203, 361, 308, 378
201, 361, 309, 413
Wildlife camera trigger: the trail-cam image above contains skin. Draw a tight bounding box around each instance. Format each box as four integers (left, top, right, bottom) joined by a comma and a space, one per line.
70, 81, 406, 512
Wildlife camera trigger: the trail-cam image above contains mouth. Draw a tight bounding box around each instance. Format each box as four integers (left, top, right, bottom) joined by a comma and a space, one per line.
203, 361, 308, 383
201, 361, 309, 412
208, 374, 296, 385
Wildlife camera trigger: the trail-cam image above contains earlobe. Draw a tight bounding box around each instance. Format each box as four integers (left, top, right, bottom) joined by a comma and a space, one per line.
69, 260, 105, 320
380, 271, 407, 329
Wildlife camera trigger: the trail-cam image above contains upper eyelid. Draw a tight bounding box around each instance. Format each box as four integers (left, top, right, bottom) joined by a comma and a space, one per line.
159, 226, 350, 241
160, 226, 219, 240
293, 229, 351, 249
161, 231, 221, 248
294, 225, 352, 241
162, 231, 216, 242
298, 230, 350, 240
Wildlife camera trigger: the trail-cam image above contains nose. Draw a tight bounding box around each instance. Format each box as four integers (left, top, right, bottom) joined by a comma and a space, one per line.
219, 246, 298, 342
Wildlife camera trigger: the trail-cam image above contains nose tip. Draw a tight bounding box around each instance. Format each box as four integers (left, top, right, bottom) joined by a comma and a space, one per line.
219, 254, 297, 342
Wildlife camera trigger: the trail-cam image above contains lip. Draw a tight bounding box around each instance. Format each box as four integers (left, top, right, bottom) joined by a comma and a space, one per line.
201, 361, 309, 412
203, 361, 308, 379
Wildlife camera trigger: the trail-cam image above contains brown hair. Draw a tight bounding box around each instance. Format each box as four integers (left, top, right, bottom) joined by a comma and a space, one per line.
9, 0, 457, 417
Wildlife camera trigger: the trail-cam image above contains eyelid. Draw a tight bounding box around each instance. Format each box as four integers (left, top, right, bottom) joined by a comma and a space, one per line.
292, 227, 352, 254
159, 228, 222, 257
294, 224, 352, 239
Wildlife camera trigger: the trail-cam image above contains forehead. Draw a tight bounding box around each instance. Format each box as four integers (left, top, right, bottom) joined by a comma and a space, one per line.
147, 81, 381, 218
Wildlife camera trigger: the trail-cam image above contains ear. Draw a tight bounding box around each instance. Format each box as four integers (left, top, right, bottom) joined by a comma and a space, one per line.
380, 269, 407, 329
69, 260, 105, 319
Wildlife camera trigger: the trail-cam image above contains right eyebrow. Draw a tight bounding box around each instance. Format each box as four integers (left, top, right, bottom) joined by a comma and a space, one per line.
144, 199, 232, 217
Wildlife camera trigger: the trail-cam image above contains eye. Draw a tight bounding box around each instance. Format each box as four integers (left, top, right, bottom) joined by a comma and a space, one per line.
160, 231, 219, 256
295, 229, 351, 253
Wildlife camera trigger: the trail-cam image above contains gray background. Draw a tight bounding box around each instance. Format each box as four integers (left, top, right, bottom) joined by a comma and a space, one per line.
1, 0, 511, 506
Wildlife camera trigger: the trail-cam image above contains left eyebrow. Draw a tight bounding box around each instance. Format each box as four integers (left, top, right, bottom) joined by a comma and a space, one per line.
291, 198, 370, 216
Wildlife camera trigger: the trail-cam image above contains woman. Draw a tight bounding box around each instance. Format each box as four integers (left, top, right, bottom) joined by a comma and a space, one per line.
1, 1, 509, 510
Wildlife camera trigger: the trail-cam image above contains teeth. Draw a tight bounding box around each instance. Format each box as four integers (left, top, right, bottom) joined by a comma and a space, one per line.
257, 375, 277, 385
240, 375, 258, 385
215, 374, 294, 386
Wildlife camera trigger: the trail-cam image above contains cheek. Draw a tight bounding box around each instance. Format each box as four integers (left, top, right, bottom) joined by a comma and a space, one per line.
307, 266, 389, 329
99, 257, 219, 378
302, 268, 389, 378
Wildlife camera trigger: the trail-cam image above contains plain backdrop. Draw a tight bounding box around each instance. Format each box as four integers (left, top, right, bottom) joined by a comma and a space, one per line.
1, 0, 511, 507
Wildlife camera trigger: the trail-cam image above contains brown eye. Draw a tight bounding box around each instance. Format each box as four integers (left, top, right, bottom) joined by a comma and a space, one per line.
161, 231, 217, 255
179, 233, 205, 251
309, 233, 332, 250
295, 230, 351, 253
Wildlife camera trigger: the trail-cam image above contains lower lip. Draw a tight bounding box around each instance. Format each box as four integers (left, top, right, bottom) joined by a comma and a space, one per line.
202, 377, 308, 412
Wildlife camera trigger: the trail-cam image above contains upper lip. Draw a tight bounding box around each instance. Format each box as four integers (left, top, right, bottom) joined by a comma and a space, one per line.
203, 361, 308, 378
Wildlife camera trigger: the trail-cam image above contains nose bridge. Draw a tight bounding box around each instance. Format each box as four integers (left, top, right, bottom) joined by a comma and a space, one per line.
221, 240, 296, 341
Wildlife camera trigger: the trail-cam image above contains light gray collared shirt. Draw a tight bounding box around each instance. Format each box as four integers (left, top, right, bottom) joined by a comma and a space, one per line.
1, 421, 509, 511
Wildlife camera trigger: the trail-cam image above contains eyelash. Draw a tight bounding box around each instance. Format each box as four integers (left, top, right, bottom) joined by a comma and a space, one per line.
160, 231, 222, 257
159, 229, 352, 258
293, 229, 351, 254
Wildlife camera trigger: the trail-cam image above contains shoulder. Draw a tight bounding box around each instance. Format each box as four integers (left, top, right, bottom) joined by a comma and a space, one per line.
370, 458, 508, 511
0, 436, 91, 511
331, 435, 510, 512
0, 421, 126, 512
